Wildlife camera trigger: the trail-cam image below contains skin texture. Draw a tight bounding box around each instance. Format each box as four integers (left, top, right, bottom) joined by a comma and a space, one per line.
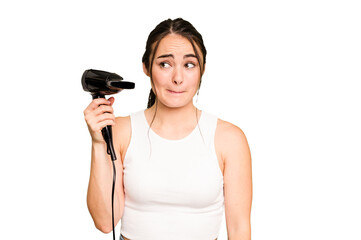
85, 33, 253, 240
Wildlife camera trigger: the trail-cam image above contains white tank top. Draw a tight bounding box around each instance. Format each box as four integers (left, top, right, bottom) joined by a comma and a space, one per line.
120, 109, 224, 240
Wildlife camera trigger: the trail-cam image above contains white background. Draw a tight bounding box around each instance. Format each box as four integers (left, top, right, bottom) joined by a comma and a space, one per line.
0, 0, 360, 239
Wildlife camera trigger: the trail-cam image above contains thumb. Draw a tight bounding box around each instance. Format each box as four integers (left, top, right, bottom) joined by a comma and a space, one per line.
108, 96, 115, 105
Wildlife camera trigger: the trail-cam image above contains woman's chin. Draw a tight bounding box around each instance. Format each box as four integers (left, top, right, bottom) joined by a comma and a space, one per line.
158, 100, 192, 109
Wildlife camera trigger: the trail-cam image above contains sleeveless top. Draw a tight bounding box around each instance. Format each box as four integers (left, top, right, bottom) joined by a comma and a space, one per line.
120, 109, 224, 240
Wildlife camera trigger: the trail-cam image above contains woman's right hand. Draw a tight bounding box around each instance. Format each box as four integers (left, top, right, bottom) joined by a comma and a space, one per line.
83, 97, 115, 144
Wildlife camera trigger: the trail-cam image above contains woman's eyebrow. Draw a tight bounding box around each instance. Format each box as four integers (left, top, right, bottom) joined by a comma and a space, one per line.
184, 54, 197, 59
157, 54, 174, 59
156, 53, 197, 59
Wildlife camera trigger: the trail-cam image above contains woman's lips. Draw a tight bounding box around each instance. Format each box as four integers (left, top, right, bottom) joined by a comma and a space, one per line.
168, 90, 184, 94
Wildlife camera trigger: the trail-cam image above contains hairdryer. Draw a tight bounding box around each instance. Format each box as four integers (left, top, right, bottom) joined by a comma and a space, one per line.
82, 69, 135, 161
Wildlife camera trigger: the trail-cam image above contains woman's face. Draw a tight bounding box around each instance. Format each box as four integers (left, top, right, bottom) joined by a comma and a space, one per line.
145, 34, 202, 109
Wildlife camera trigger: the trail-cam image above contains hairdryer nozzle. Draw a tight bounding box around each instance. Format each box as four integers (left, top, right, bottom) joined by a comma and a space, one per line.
108, 80, 135, 89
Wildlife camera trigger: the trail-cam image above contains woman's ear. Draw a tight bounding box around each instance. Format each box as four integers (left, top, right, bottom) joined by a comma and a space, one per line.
143, 63, 150, 77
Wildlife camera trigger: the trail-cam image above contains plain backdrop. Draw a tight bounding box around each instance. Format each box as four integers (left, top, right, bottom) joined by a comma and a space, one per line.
0, 0, 360, 239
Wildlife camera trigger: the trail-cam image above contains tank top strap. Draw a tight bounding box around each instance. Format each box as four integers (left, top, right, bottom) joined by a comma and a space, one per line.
124, 110, 152, 162
198, 110, 218, 150
129, 110, 149, 133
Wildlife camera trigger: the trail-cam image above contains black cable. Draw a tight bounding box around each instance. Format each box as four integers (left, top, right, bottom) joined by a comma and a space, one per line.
111, 159, 116, 240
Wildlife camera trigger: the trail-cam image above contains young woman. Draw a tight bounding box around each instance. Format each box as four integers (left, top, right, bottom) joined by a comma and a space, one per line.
84, 18, 252, 240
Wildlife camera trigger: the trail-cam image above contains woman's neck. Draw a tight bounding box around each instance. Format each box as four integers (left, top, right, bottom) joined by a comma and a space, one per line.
145, 101, 201, 132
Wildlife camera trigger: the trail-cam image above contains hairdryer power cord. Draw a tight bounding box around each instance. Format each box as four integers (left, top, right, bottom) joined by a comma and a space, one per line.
111, 160, 116, 240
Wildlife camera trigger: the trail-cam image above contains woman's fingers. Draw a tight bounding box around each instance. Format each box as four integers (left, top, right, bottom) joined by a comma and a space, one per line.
83, 97, 116, 143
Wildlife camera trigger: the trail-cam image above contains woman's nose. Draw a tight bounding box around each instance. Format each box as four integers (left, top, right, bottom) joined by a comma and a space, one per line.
173, 78, 183, 85
172, 66, 183, 85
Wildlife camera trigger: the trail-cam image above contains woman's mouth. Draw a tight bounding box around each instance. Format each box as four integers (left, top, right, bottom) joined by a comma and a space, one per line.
167, 90, 184, 94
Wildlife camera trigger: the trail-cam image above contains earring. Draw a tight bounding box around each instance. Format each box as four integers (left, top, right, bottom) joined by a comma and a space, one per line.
196, 89, 200, 103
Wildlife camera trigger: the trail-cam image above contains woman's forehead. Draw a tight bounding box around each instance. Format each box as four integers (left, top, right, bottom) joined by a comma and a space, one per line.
155, 34, 195, 56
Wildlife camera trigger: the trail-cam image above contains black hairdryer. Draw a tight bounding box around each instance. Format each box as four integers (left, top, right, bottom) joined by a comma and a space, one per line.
82, 69, 135, 161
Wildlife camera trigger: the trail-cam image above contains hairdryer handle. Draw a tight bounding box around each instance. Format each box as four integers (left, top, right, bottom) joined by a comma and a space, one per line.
101, 126, 117, 161
92, 94, 117, 161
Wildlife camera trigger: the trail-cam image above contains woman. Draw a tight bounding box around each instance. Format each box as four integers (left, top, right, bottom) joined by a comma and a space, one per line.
84, 18, 252, 240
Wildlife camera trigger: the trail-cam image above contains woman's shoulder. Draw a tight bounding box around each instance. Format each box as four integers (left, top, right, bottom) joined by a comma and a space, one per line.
217, 118, 246, 138
114, 114, 133, 161
114, 109, 146, 158
214, 116, 248, 153
115, 115, 130, 125
114, 109, 144, 127
201, 110, 245, 137
214, 116, 250, 168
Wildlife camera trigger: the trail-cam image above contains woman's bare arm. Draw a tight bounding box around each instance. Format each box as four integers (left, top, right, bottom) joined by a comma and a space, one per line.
216, 119, 253, 240
84, 97, 129, 233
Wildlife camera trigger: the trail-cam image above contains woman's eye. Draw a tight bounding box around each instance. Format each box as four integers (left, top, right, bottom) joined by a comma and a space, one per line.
160, 62, 171, 68
185, 63, 195, 68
